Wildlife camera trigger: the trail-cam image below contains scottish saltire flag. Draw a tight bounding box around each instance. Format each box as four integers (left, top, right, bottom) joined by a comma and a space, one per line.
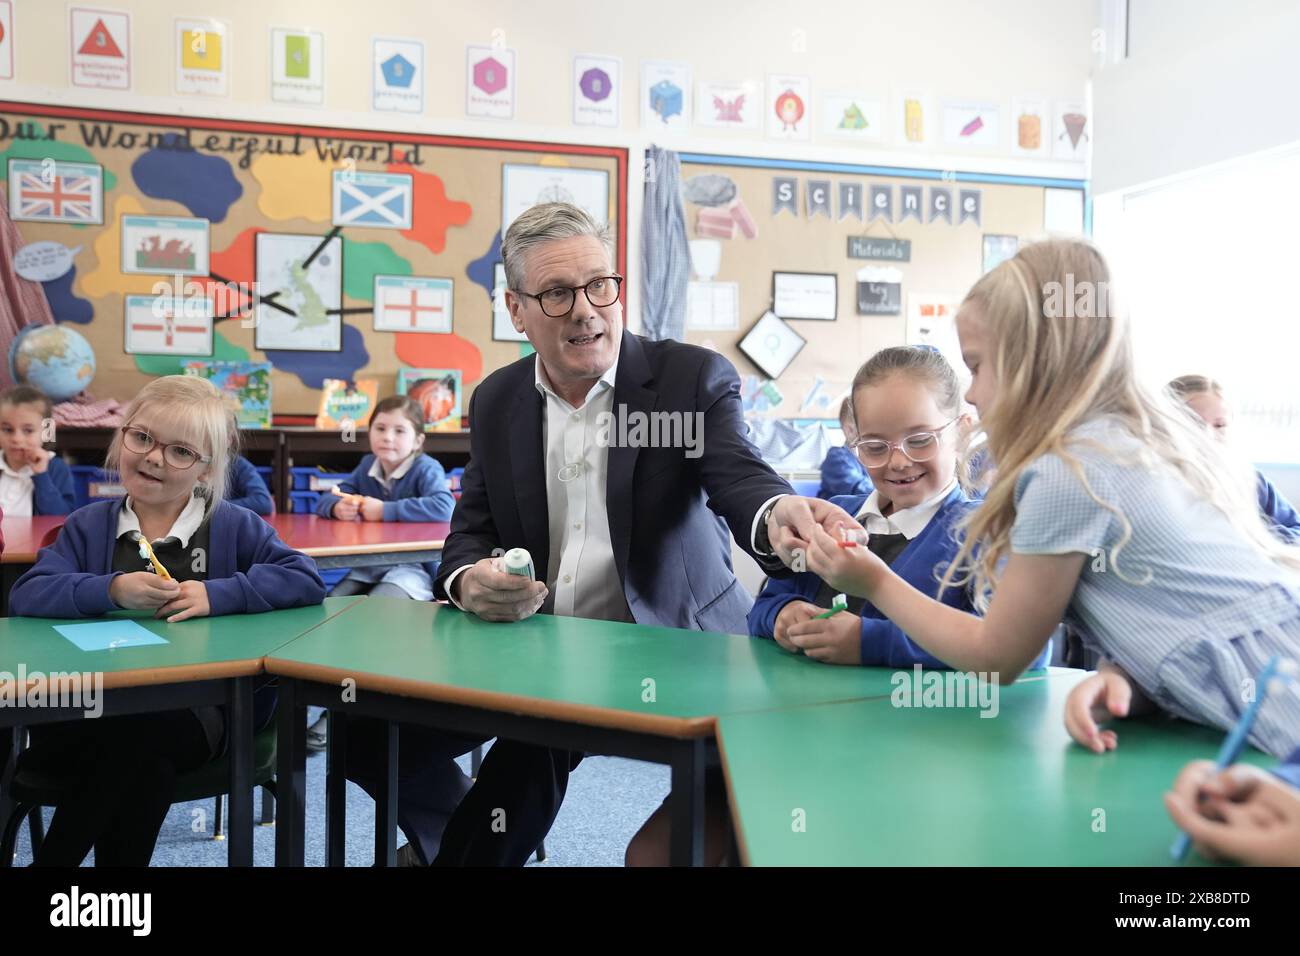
8, 159, 104, 223
332, 171, 413, 229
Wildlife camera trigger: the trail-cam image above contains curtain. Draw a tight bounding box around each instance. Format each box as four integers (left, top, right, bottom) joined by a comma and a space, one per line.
0, 188, 56, 388
639, 145, 689, 341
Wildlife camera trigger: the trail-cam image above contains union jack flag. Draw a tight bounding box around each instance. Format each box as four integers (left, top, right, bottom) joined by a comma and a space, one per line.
8, 160, 104, 224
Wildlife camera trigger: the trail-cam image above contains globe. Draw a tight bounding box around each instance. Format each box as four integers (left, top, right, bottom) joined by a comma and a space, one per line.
8, 323, 96, 402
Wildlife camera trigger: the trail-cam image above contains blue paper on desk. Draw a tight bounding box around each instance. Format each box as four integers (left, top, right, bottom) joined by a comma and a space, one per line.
53, 620, 169, 651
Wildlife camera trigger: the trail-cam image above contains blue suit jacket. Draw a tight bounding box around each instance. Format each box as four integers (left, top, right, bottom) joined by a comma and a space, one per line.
749, 488, 1052, 669
433, 331, 793, 634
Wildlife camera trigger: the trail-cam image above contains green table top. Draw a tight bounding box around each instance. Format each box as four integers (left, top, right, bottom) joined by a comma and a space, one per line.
265, 597, 937, 736
0, 596, 358, 693
718, 670, 1274, 866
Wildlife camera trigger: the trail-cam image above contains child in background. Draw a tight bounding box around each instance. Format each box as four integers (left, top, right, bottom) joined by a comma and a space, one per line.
314, 395, 455, 600
1164, 749, 1300, 865
1167, 374, 1300, 544
796, 239, 1300, 761
749, 347, 1041, 668
226, 455, 274, 515
817, 396, 874, 499
0, 385, 76, 515
9, 375, 325, 866
308, 394, 454, 750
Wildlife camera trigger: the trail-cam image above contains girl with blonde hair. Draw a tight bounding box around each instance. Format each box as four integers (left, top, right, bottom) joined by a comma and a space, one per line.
11, 375, 325, 866
801, 239, 1300, 760
1166, 373, 1300, 543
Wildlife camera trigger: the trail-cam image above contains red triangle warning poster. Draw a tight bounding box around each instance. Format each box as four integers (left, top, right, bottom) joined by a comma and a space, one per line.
78, 18, 123, 58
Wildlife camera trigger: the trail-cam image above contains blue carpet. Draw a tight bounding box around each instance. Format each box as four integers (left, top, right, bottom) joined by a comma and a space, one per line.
9, 745, 669, 867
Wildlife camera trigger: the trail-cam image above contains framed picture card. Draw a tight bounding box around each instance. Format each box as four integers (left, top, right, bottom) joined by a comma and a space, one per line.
738, 310, 806, 379
772, 271, 837, 321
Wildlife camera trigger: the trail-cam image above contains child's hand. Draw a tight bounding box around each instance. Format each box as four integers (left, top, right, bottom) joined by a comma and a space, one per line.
802, 524, 887, 598
786, 609, 861, 664
110, 571, 181, 610
1164, 761, 1300, 866
155, 580, 211, 623
332, 497, 360, 521
360, 497, 386, 521
1064, 666, 1135, 753
766, 496, 857, 568
773, 600, 820, 653
27, 449, 52, 474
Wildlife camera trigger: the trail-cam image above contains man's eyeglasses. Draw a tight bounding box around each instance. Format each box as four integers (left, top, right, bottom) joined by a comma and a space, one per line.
850, 419, 959, 467
517, 275, 623, 318
120, 426, 211, 470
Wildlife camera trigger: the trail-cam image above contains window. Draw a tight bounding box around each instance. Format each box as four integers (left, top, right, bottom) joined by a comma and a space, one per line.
1093, 143, 1300, 463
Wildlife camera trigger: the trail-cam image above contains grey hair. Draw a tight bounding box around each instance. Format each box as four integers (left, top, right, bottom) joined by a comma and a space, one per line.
501, 202, 614, 292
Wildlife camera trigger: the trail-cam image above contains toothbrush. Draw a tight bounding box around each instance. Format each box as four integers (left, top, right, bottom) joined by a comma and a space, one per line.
813, 594, 848, 620
1170, 655, 1299, 862
136, 534, 173, 581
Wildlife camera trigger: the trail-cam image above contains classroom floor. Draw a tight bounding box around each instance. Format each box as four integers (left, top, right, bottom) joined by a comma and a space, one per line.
9, 748, 670, 867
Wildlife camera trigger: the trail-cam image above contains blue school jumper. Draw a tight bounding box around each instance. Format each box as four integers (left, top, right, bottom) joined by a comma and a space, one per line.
10, 499, 322, 865
1257, 471, 1300, 544
314, 452, 455, 580
1276, 746, 1300, 790
10, 497, 325, 618
748, 487, 1052, 669
227, 455, 274, 515
28, 456, 77, 515
817, 446, 873, 500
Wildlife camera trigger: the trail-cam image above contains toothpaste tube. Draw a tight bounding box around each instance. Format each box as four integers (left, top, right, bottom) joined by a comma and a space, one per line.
501, 548, 535, 580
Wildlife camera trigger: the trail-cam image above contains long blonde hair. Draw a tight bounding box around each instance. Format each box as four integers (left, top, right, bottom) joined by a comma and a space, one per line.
105, 375, 238, 509
942, 238, 1300, 600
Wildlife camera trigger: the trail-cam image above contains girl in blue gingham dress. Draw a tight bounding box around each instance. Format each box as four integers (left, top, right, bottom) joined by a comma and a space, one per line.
798, 238, 1300, 759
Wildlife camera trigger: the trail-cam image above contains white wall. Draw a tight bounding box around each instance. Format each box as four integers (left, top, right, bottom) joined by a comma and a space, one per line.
1091, 0, 1300, 194
3, 0, 1095, 327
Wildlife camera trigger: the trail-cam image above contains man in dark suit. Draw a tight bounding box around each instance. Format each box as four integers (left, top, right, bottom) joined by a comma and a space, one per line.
352, 203, 850, 866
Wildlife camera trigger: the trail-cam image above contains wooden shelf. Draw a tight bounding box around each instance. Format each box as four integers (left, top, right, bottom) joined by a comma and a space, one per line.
53, 427, 472, 512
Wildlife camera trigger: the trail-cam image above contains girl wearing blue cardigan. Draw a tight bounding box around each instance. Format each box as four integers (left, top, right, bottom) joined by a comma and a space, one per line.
749, 347, 1050, 669
0, 385, 76, 515
315, 395, 455, 600
226, 455, 274, 515
10, 375, 325, 867
1167, 374, 1300, 544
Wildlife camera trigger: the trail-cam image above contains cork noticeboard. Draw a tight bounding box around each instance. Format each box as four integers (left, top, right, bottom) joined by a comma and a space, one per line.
678, 154, 1084, 418
0, 100, 627, 418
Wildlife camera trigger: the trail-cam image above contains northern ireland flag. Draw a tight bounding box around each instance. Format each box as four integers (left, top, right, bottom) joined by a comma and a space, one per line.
125, 295, 213, 356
